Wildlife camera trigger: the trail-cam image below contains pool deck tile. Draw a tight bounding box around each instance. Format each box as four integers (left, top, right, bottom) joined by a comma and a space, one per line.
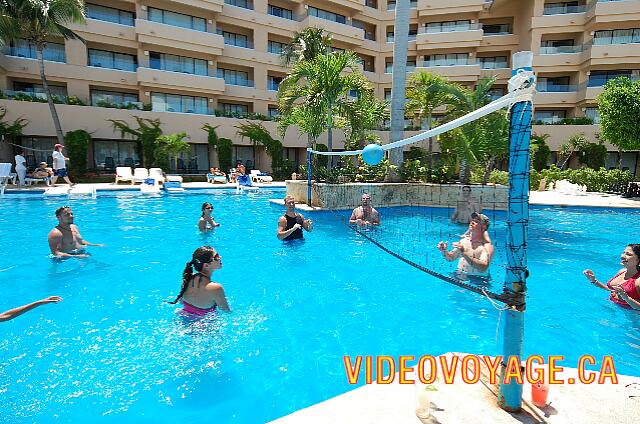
269, 352, 640, 424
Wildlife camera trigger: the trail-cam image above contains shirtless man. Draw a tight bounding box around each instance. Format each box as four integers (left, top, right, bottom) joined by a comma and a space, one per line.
47, 206, 103, 257
451, 185, 481, 225
438, 212, 494, 275
277, 195, 312, 240
349, 193, 380, 226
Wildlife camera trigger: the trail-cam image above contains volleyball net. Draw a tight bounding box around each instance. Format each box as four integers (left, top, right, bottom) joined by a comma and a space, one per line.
299, 68, 536, 307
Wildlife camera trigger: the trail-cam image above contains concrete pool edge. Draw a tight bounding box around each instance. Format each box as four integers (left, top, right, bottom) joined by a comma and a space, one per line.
269, 352, 640, 424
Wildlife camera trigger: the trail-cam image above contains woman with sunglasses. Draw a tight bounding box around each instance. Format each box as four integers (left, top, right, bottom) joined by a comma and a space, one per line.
169, 246, 230, 315
198, 202, 220, 231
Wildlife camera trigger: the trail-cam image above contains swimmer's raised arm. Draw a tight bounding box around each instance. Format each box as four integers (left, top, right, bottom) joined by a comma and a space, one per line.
0, 296, 63, 322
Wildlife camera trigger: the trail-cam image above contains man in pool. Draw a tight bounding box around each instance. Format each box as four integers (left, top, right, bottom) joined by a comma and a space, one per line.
47, 206, 103, 258
451, 185, 481, 224
349, 193, 380, 226
437, 212, 494, 275
277, 195, 312, 240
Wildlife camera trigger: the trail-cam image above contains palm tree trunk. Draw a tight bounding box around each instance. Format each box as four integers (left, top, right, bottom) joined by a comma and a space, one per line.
327, 125, 334, 170
388, 0, 411, 181
37, 46, 64, 144
425, 112, 433, 169
460, 157, 470, 184
483, 157, 494, 184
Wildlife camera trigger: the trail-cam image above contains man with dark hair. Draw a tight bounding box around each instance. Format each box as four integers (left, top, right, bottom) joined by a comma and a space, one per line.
451, 185, 480, 224
47, 206, 103, 257
438, 212, 494, 275
277, 195, 312, 240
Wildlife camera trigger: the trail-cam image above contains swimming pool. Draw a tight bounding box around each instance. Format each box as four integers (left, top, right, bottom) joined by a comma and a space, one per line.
1, 190, 639, 423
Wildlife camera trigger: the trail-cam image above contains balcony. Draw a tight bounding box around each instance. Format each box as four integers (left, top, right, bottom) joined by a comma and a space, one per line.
418, 0, 488, 16
535, 85, 579, 105
224, 0, 254, 9
586, 0, 640, 24
543, 4, 587, 14
301, 15, 364, 46
137, 67, 225, 96
535, 44, 588, 67
590, 43, 640, 65
166, 0, 223, 12
135, 19, 224, 56
417, 24, 483, 49
68, 18, 136, 47
325, 0, 364, 12
480, 33, 519, 48
416, 60, 481, 80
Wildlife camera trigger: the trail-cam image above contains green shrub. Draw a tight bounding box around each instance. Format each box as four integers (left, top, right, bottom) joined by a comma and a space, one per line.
400, 159, 427, 182
64, 129, 91, 177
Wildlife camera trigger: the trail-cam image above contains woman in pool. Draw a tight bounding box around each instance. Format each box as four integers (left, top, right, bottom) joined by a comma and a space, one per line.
198, 202, 220, 231
583, 244, 640, 310
169, 245, 230, 315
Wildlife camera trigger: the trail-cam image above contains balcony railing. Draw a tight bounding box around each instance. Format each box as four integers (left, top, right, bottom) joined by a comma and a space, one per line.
386, 0, 418, 10
224, 0, 254, 10
220, 78, 255, 87
386, 34, 417, 42
384, 65, 416, 73
420, 23, 482, 34
539, 44, 585, 54
223, 38, 254, 49
543, 4, 587, 15
420, 59, 475, 67
537, 84, 578, 92
479, 61, 509, 69
152, 103, 210, 114
2, 89, 68, 102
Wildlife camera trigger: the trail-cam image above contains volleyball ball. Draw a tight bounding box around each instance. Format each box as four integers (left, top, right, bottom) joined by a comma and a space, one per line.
362, 143, 384, 166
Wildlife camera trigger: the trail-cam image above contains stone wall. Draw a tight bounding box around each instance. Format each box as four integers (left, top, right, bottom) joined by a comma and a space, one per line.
286, 180, 508, 211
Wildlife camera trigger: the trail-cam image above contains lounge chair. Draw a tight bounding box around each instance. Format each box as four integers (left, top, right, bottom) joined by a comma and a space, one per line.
149, 168, 166, 184
25, 175, 51, 186
207, 173, 227, 184
114, 167, 134, 185
0, 162, 12, 195
236, 174, 259, 192
250, 170, 273, 183
132, 168, 149, 184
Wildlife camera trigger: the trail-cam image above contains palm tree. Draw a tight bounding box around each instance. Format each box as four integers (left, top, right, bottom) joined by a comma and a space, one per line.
388, 0, 411, 177
154, 132, 191, 172
278, 51, 370, 168
557, 133, 588, 169
340, 91, 388, 151
406, 72, 452, 169
0, 0, 85, 144
280, 27, 332, 65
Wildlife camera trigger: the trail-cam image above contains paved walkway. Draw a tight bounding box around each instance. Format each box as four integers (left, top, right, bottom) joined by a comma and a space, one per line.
529, 190, 640, 208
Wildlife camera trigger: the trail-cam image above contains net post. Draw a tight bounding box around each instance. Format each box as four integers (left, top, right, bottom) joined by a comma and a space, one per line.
498, 51, 533, 413
306, 148, 312, 207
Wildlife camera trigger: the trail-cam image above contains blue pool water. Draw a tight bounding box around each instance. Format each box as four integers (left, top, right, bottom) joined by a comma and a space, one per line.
1, 190, 639, 423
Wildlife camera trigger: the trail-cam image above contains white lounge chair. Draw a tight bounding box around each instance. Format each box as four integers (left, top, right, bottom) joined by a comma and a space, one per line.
250, 170, 273, 183
114, 167, 134, 185
149, 168, 165, 184
207, 173, 227, 184
0, 162, 12, 195
25, 176, 51, 186
132, 168, 149, 184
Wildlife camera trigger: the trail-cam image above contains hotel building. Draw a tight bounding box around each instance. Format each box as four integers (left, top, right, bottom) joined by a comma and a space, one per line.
1, 0, 639, 174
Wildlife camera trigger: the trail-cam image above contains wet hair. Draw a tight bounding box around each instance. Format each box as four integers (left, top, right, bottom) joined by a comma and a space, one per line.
628, 244, 640, 271
169, 245, 216, 304
462, 185, 471, 192
55, 206, 71, 217
201, 202, 213, 217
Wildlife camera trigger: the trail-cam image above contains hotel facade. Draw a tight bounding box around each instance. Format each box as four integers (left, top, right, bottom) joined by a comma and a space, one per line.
1, 0, 639, 174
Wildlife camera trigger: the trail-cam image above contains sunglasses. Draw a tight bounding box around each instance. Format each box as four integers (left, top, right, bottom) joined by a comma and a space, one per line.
211, 253, 221, 262
204, 206, 213, 210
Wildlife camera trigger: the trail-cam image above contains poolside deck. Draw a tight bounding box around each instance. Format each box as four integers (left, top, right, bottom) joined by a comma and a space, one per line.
269, 352, 640, 424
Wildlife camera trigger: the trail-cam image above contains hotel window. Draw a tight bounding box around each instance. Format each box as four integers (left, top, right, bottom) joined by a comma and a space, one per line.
149, 52, 207, 75
534, 110, 566, 124
220, 102, 249, 116
217, 30, 251, 48
482, 23, 511, 35
91, 90, 139, 107
588, 70, 640, 87
425, 20, 471, 34
268, 40, 287, 54
479, 56, 508, 69
593, 28, 640, 45
384, 89, 391, 100
268, 5, 293, 20
268, 106, 280, 118
148, 8, 206, 32
14, 82, 67, 97
86, 4, 134, 26
308, 7, 346, 25
268, 76, 283, 91
88, 49, 137, 71
151, 93, 208, 114
585, 107, 600, 124
217, 68, 252, 86
8, 39, 65, 62
225, 0, 254, 10
424, 53, 469, 66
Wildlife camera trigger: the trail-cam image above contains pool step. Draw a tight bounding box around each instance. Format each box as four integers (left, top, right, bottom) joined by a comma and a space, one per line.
44, 186, 97, 198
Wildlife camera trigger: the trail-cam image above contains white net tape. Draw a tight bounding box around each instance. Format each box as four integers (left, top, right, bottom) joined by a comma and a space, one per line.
310, 70, 536, 156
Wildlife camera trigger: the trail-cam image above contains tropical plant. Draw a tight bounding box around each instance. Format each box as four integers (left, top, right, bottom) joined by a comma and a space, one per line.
278, 51, 371, 167
110, 117, 162, 168
0, 106, 28, 139
64, 129, 91, 176
400, 159, 427, 182
277, 103, 324, 148
202, 124, 233, 173
557, 133, 589, 169
154, 132, 190, 171
406, 72, 452, 168
474, 110, 510, 183
236, 122, 291, 180
530, 133, 551, 171
280, 27, 332, 65
597, 77, 640, 155
339, 90, 388, 151
578, 140, 607, 170
0, 0, 85, 144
